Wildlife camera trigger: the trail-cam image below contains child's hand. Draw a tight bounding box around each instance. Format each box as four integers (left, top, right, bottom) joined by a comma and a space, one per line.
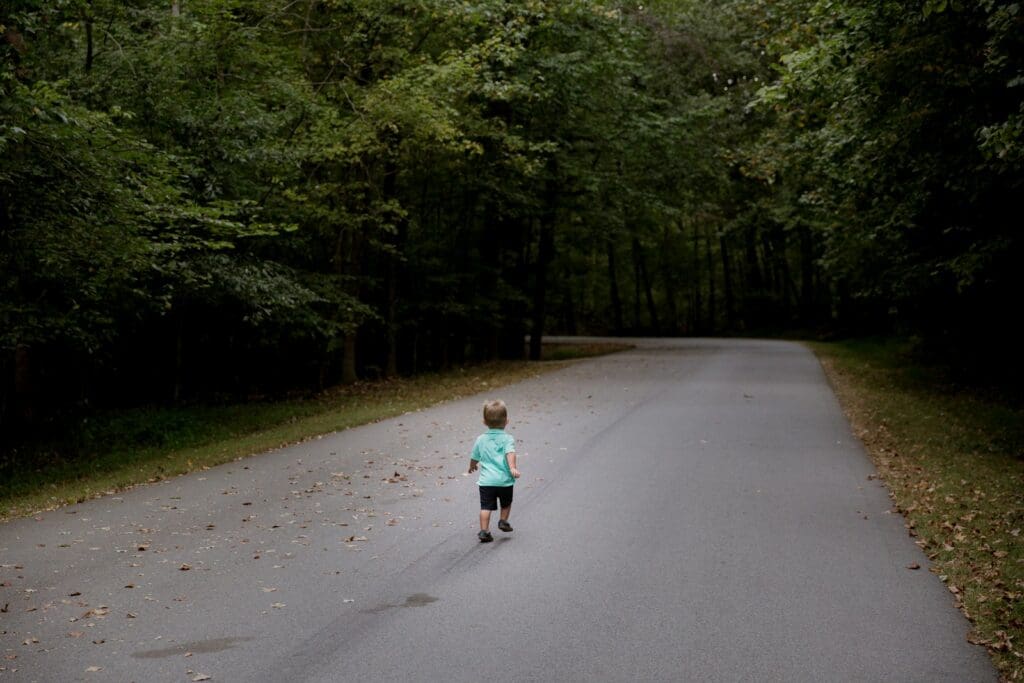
510, 467, 520, 479
468, 461, 478, 474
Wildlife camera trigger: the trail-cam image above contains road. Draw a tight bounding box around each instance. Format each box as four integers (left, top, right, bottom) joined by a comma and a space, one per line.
1, 338, 995, 682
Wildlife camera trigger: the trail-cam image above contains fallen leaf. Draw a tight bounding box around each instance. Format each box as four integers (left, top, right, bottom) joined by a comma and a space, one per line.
907, 563, 921, 570
261, 587, 277, 593
85, 666, 102, 672
68, 632, 85, 638
191, 675, 212, 682
968, 632, 989, 646
271, 602, 285, 609
180, 564, 192, 571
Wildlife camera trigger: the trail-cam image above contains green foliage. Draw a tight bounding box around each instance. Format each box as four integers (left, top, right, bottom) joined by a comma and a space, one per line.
3, 0, 1021, 433
1, 79, 154, 352
744, 0, 1022, 360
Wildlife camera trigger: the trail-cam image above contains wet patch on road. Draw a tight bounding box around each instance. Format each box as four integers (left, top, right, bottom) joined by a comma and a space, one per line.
360, 592, 439, 614
132, 636, 254, 658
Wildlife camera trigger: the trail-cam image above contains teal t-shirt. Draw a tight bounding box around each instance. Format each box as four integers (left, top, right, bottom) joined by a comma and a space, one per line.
471, 428, 516, 487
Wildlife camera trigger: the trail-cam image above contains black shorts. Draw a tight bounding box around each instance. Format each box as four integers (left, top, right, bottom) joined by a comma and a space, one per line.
479, 485, 514, 511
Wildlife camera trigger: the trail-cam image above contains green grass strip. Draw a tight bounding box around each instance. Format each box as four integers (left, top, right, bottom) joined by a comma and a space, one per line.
0, 342, 632, 521
810, 338, 1024, 679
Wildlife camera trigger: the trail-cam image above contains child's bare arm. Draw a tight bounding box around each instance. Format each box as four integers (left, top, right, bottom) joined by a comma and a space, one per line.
468, 459, 478, 474
506, 451, 520, 479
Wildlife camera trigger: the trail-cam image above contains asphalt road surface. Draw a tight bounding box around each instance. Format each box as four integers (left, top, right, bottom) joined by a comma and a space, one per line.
1, 338, 996, 682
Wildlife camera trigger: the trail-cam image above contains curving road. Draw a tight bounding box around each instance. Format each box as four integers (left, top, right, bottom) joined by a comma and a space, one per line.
1, 339, 995, 682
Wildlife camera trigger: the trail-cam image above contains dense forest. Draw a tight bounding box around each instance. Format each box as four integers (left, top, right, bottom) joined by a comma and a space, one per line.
2, 0, 1022, 431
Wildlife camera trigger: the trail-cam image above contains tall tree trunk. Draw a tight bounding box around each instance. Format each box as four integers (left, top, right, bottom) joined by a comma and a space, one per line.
173, 312, 184, 403
799, 225, 815, 324
333, 193, 362, 383
835, 278, 851, 325
720, 232, 736, 331
332, 228, 360, 384
632, 240, 641, 331
342, 335, 357, 384
745, 225, 763, 290
529, 216, 554, 361
0, 355, 9, 428
83, 1, 94, 73
501, 219, 530, 360
660, 223, 679, 333
691, 221, 702, 333
529, 165, 559, 361
563, 282, 578, 336
766, 231, 797, 317
705, 223, 716, 332
607, 241, 624, 335
14, 344, 32, 421
386, 260, 398, 377
171, 1, 181, 17
382, 161, 405, 378
481, 198, 501, 360
761, 232, 779, 295
633, 237, 660, 335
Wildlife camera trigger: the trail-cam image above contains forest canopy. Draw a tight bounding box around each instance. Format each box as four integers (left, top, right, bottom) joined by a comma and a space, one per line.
2, 0, 1021, 427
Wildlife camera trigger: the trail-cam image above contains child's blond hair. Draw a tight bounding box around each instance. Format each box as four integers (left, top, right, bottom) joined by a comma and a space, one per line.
483, 399, 508, 428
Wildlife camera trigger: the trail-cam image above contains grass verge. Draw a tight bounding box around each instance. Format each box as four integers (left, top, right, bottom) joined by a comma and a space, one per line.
810, 338, 1024, 680
1, 341, 632, 522
541, 341, 634, 361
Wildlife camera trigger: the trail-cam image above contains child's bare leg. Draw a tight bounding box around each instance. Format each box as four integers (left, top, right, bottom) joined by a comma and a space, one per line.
479, 509, 491, 531
497, 505, 513, 532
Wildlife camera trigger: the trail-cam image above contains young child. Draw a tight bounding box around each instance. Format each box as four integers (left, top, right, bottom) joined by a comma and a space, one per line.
468, 399, 520, 543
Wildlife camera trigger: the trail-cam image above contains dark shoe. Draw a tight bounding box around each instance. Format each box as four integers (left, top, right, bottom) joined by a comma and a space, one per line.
498, 520, 513, 533
478, 530, 493, 543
